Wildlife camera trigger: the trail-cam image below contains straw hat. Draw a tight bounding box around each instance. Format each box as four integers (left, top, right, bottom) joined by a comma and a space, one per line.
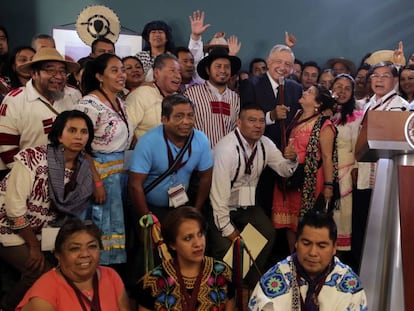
203, 33, 229, 53
365, 50, 406, 66
18, 48, 80, 74
197, 47, 241, 80
76, 5, 120, 46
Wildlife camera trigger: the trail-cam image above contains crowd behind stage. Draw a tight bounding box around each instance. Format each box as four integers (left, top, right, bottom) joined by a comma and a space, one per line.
0, 8, 411, 311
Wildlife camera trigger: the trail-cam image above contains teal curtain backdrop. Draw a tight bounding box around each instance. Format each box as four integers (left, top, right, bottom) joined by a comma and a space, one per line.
1, 0, 413, 68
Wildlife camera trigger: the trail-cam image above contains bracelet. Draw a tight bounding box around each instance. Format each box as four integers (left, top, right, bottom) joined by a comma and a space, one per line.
323, 182, 334, 187
95, 180, 104, 187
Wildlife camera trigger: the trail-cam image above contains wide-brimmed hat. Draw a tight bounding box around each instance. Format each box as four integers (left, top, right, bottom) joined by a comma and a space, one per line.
19, 48, 80, 74
76, 5, 120, 46
324, 57, 356, 76
197, 48, 241, 80
365, 50, 406, 66
203, 34, 229, 53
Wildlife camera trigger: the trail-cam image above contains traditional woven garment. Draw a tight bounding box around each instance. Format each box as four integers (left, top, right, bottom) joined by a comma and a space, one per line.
141, 257, 232, 310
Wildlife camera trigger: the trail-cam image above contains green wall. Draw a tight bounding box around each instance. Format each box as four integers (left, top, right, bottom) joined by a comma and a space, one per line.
2, 0, 414, 69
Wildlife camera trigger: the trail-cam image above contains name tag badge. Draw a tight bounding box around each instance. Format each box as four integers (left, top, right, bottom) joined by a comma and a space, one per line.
168, 184, 189, 208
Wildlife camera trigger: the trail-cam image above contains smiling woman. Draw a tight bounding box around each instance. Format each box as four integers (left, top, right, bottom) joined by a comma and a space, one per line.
76, 53, 133, 267
16, 218, 130, 311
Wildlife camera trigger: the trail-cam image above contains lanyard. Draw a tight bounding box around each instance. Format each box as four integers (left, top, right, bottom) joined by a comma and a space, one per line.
370, 92, 397, 111
234, 130, 257, 175
163, 128, 192, 173
98, 88, 129, 132
60, 269, 101, 311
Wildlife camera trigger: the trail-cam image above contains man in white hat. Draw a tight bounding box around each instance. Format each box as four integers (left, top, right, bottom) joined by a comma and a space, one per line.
184, 48, 241, 148
0, 47, 81, 169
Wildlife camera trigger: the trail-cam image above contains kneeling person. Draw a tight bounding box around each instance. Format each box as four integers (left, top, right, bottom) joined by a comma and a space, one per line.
208, 104, 298, 286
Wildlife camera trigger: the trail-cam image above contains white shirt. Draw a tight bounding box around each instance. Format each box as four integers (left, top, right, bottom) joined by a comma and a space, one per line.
210, 128, 297, 236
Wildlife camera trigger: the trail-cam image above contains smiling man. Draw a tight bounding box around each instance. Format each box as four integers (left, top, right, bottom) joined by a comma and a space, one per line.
208, 104, 298, 288
184, 47, 241, 148
248, 211, 368, 311
126, 53, 181, 139
0, 48, 81, 169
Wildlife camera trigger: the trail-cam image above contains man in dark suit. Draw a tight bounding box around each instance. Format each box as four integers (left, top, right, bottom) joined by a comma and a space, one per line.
239, 45, 302, 261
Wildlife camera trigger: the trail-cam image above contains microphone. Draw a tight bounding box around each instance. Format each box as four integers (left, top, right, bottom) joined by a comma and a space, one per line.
278, 77, 285, 86
389, 107, 407, 111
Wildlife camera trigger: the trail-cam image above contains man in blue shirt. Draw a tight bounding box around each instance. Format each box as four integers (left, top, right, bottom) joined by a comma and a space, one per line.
128, 94, 213, 222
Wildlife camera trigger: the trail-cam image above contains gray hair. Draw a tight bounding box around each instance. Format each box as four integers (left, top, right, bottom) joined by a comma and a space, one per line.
268, 44, 295, 61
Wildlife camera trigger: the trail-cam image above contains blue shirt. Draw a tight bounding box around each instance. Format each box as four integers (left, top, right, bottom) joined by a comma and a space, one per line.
130, 125, 213, 207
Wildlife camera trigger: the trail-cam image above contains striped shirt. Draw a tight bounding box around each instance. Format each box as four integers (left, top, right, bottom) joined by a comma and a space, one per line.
184, 82, 240, 148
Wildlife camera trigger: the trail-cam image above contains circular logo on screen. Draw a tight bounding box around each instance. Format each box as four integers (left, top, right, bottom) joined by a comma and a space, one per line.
404, 113, 414, 149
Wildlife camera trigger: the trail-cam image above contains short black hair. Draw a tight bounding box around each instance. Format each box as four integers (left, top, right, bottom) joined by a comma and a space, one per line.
48, 110, 94, 154
91, 37, 115, 54
302, 61, 321, 75
161, 94, 193, 118
249, 58, 267, 74
172, 46, 192, 58
55, 218, 103, 253
296, 210, 337, 243
239, 103, 265, 117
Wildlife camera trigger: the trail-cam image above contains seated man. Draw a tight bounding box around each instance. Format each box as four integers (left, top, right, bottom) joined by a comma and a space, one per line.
208, 104, 297, 286
248, 210, 368, 311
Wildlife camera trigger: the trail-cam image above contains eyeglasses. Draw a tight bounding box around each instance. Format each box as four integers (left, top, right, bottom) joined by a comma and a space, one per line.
40, 68, 68, 76
370, 73, 393, 79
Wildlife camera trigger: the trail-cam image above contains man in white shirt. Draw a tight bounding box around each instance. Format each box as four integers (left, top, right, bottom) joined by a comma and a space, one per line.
209, 104, 298, 286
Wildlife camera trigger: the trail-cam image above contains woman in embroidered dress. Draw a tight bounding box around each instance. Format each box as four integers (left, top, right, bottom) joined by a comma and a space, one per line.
330, 74, 363, 253
136, 206, 235, 311
272, 85, 337, 252
17, 218, 130, 311
0, 110, 95, 311
76, 54, 133, 267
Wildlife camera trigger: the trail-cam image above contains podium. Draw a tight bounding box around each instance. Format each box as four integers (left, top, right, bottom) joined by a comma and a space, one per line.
355, 111, 414, 311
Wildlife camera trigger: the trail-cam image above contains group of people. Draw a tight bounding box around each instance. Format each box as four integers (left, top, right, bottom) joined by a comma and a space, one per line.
1, 8, 412, 310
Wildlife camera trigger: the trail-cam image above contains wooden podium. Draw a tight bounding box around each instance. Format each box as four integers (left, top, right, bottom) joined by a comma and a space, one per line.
355, 111, 414, 311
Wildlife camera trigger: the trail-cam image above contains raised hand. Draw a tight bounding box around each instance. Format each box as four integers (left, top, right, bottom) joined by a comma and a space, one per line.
228, 35, 241, 56
285, 31, 297, 48
392, 41, 405, 65
189, 10, 211, 40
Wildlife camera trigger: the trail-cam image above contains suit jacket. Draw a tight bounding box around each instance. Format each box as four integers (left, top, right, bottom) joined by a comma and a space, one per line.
240, 74, 302, 148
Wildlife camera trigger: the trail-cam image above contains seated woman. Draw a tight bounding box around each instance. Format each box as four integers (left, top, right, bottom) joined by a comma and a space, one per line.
0, 110, 95, 311
16, 218, 130, 311
136, 206, 235, 311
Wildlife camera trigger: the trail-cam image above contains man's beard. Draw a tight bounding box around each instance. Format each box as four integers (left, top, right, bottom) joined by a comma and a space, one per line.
49, 89, 65, 101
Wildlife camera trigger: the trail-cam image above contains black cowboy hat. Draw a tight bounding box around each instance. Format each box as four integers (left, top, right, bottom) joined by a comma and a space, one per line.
197, 47, 242, 80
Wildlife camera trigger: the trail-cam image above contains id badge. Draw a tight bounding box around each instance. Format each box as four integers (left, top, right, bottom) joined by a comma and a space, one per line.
168, 184, 189, 208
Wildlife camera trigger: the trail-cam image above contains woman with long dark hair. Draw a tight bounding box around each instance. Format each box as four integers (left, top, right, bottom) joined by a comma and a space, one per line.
77, 53, 133, 266
331, 74, 363, 252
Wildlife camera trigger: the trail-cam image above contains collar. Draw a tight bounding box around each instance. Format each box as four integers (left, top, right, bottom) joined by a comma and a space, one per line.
266, 71, 280, 91
371, 89, 397, 106
235, 127, 259, 151
206, 80, 229, 98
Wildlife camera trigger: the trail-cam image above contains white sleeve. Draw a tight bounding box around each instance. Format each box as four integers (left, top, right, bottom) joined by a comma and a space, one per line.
5, 160, 35, 221
209, 145, 236, 237
265, 111, 276, 125
188, 36, 204, 66
264, 137, 298, 177
247, 282, 274, 311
